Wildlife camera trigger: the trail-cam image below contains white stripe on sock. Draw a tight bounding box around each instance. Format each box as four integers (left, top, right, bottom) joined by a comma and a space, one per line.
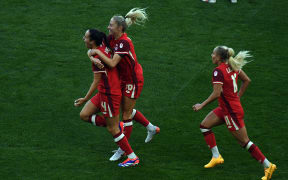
124, 121, 133, 127
91, 115, 96, 125
200, 128, 210, 133
246, 141, 253, 150
130, 109, 137, 119
114, 133, 125, 142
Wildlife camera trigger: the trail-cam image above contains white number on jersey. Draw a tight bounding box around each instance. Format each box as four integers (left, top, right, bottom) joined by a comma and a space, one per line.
101, 101, 112, 117
231, 73, 238, 93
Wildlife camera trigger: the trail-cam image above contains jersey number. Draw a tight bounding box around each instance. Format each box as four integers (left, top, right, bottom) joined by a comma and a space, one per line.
101, 101, 112, 117
231, 73, 238, 93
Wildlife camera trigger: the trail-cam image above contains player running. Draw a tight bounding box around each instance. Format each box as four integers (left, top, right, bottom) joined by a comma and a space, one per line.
89, 8, 160, 161
193, 46, 276, 180
74, 29, 139, 167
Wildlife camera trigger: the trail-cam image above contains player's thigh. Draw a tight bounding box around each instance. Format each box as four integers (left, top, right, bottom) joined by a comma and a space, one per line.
230, 126, 250, 146
201, 111, 225, 129
106, 115, 120, 136
80, 100, 100, 121
121, 96, 136, 119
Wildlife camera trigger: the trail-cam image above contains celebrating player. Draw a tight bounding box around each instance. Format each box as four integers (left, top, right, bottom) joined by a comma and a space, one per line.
89, 8, 160, 161
74, 29, 139, 167
192, 46, 276, 180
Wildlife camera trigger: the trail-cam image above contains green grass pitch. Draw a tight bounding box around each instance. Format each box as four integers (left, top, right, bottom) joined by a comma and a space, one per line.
1, 0, 287, 179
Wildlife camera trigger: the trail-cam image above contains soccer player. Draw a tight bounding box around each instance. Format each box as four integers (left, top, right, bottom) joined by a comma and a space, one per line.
192, 46, 276, 180
89, 8, 160, 162
74, 29, 139, 167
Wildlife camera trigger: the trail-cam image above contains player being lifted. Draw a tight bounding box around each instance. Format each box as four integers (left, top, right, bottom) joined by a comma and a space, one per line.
74, 29, 139, 167
193, 46, 276, 180
89, 8, 160, 161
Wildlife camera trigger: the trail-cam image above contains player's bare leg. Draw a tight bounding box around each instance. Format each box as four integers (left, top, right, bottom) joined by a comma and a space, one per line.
200, 111, 225, 168
79, 100, 106, 126
230, 126, 276, 180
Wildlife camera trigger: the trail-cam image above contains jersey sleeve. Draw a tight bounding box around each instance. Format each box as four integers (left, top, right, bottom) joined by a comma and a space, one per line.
114, 40, 130, 57
212, 68, 224, 84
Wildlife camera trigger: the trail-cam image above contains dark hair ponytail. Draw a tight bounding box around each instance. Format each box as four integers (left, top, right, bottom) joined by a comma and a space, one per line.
101, 32, 113, 53
88, 29, 113, 53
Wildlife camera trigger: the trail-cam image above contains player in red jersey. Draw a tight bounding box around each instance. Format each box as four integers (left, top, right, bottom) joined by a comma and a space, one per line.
88, 8, 160, 162
74, 29, 139, 167
193, 46, 276, 180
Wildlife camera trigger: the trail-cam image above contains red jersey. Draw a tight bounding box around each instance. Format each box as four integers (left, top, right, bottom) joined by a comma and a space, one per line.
108, 33, 144, 84
92, 45, 121, 96
212, 63, 244, 116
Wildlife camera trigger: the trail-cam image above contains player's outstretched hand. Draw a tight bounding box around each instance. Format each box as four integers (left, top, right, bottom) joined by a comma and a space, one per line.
74, 98, 87, 107
193, 103, 202, 112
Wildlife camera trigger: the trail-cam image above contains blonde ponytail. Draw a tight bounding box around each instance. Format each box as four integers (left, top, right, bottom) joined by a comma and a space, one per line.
125, 8, 148, 27
228, 49, 252, 71
228, 48, 235, 57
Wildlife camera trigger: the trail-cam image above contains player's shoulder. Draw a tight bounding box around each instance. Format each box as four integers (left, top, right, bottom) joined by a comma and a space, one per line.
117, 38, 130, 46
98, 45, 111, 56
214, 63, 229, 74
115, 39, 130, 52
213, 67, 223, 75
119, 33, 132, 43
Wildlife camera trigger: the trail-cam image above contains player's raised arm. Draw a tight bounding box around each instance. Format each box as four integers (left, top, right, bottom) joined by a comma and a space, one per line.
88, 49, 121, 68
238, 70, 251, 98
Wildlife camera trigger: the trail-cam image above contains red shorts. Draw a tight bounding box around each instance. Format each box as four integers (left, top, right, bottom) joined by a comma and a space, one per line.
121, 81, 143, 99
213, 107, 245, 131
90, 93, 121, 118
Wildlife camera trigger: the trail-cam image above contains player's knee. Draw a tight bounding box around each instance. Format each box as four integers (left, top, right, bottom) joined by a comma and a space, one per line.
238, 138, 250, 147
122, 111, 132, 121
106, 126, 113, 134
106, 125, 119, 136
79, 111, 89, 122
200, 121, 211, 129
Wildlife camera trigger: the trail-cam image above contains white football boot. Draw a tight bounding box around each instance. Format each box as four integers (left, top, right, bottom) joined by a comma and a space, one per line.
145, 126, 160, 143
109, 148, 125, 161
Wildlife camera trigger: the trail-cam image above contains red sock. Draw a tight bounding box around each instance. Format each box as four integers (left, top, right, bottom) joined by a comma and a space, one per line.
200, 125, 217, 149
113, 132, 133, 155
244, 141, 266, 163
123, 119, 133, 139
132, 109, 150, 127
89, 115, 106, 127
